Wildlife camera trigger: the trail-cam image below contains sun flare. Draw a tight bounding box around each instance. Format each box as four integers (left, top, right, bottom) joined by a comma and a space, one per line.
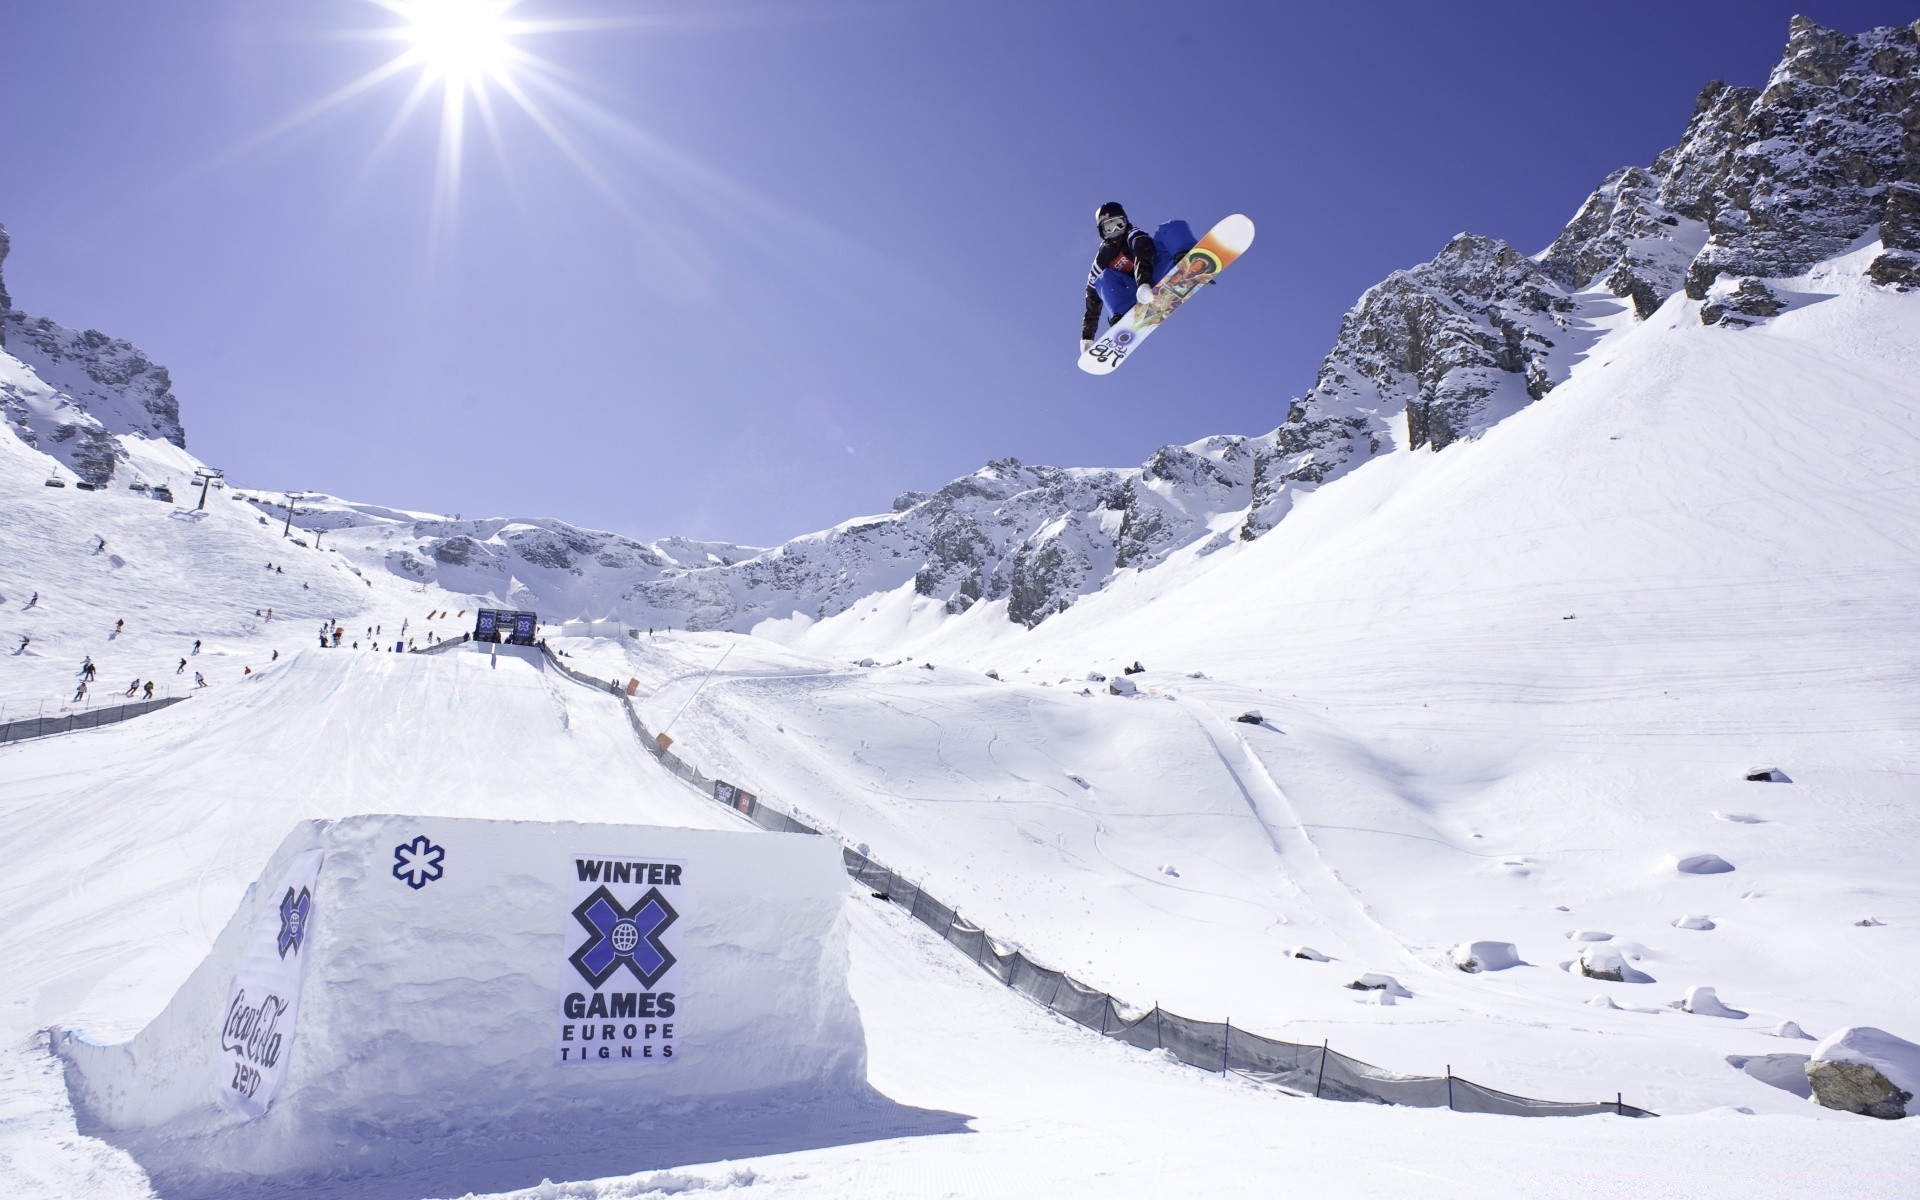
397, 0, 517, 85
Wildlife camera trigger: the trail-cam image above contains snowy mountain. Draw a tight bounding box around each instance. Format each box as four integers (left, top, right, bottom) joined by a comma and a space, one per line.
0, 225, 186, 487
5, 17, 1920, 1199
628, 16, 1920, 629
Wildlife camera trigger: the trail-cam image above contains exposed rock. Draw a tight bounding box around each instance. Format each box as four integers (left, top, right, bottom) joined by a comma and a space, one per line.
1683, 19, 1920, 298
1745, 767, 1792, 782
1700, 278, 1788, 327
1235, 710, 1264, 725
1106, 675, 1138, 697
1807, 1059, 1910, 1117
1288, 946, 1329, 962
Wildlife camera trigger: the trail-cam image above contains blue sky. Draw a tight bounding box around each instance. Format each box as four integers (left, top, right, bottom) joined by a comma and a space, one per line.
2, 1, 1913, 545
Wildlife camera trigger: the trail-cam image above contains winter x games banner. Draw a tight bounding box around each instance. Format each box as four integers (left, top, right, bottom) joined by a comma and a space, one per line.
556, 853, 684, 1064
216, 848, 325, 1121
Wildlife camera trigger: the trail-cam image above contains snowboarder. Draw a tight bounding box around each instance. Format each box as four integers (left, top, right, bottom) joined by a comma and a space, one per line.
1081, 203, 1156, 355
192, 639, 201, 655
271, 649, 279, 661
177, 657, 187, 673
94, 535, 106, 553
142, 680, 155, 699
72, 680, 88, 702
1079, 203, 1198, 354
26, 592, 36, 609
193, 672, 207, 689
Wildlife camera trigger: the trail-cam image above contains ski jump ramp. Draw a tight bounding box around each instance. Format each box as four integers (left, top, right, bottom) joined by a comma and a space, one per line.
54, 814, 945, 1199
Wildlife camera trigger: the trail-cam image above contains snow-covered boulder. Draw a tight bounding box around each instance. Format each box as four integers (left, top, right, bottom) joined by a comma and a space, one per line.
1575, 944, 1652, 983
1234, 710, 1264, 725
1287, 946, 1329, 962
1449, 941, 1522, 972
1107, 675, 1138, 697
1745, 767, 1792, 783
1807, 1027, 1920, 1119
1344, 972, 1412, 997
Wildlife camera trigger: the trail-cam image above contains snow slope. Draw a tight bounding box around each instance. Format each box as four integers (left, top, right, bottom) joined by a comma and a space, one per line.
563, 247, 1920, 1121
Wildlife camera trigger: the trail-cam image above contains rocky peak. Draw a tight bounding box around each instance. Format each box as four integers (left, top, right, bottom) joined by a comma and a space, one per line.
0, 221, 188, 485
1682, 18, 1920, 297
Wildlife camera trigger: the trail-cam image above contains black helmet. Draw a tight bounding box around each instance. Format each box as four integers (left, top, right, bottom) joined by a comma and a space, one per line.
1095, 202, 1128, 240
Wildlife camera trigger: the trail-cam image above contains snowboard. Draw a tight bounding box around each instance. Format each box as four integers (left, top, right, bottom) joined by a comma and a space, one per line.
1078, 213, 1255, 376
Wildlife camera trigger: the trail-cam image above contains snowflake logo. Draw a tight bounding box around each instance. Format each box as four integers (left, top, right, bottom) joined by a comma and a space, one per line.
392, 836, 446, 890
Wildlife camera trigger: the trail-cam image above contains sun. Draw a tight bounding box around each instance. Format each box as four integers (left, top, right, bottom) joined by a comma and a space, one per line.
395, 0, 517, 86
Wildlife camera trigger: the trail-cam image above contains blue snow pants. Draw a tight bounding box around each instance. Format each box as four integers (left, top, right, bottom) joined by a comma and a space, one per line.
1095, 219, 1198, 323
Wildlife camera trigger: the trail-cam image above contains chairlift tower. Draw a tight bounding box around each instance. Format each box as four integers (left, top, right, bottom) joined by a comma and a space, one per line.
282, 490, 305, 538
191, 467, 224, 511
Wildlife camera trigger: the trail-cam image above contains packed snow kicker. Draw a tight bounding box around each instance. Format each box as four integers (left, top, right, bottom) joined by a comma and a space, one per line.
4, 14, 1920, 1200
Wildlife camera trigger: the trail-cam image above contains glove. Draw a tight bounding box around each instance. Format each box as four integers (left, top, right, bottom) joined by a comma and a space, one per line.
1136, 283, 1155, 305
1080, 338, 1094, 356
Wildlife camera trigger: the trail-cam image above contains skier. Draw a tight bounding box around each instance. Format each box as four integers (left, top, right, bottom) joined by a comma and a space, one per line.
94, 535, 106, 553
124, 678, 140, 697
177, 657, 187, 674
15, 635, 28, 653
81, 656, 96, 681
192, 639, 201, 655
72, 680, 88, 702
1078, 202, 1199, 354
26, 592, 36, 608
114, 618, 124, 633
271, 649, 279, 662
142, 680, 155, 699
193, 671, 207, 689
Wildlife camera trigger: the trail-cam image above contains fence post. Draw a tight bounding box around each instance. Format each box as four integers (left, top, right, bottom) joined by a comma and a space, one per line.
1446, 1064, 1454, 1112
1222, 1019, 1231, 1074
1314, 1039, 1328, 1098
1046, 974, 1062, 1013
1616, 1092, 1623, 1117
1154, 1005, 1163, 1049
1099, 996, 1110, 1036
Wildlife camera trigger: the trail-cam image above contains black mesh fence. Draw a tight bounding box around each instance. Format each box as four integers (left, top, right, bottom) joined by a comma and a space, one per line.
533, 641, 1656, 1120
1, 695, 190, 746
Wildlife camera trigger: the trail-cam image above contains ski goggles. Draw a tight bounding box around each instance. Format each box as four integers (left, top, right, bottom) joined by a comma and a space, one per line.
1098, 215, 1128, 240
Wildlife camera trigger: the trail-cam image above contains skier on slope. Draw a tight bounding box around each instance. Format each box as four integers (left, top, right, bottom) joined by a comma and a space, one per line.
1079, 202, 1198, 355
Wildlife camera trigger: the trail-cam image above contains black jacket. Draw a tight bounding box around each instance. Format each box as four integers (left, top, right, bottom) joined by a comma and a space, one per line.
1081, 226, 1157, 339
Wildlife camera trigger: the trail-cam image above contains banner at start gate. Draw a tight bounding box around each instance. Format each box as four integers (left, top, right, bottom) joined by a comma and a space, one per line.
216, 848, 325, 1121
556, 853, 684, 1064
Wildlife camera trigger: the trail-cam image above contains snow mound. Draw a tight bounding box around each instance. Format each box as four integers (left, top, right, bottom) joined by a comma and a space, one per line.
1771, 1020, 1815, 1040
1449, 940, 1522, 972
54, 815, 893, 1196
1673, 914, 1717, 930
1674, 853, 1737, 874
1682, 985, 1748, 1019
